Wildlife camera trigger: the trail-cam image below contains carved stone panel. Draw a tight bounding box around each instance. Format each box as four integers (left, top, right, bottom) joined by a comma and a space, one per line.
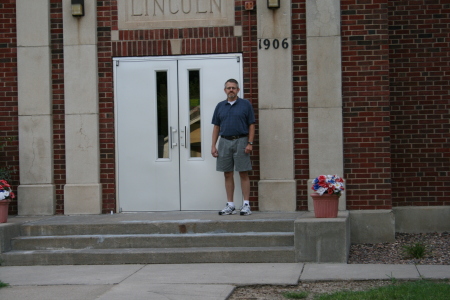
118, 0, 234, 29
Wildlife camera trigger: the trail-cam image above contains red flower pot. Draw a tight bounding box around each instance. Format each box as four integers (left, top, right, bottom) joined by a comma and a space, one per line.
0, 199, 11, 223
311, 193, 339, 218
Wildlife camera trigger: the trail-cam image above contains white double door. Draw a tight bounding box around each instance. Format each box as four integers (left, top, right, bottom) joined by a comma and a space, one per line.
115, 54, 244, 211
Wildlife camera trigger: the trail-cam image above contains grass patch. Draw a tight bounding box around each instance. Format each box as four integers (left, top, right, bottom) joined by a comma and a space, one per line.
402, 242, 427, 259
0, 281, 9, 288
314, 280, 450, 300
283, 291, 308, 299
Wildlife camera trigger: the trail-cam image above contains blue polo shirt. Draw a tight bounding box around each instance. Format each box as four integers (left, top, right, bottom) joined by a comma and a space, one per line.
211, 98, 255, 136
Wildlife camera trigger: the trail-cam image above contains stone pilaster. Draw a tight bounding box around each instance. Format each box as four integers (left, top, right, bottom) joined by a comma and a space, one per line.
63, 1, 102, 214
257, 0, 296, 211
306, 0, 345, 210
16, 0, 56, 215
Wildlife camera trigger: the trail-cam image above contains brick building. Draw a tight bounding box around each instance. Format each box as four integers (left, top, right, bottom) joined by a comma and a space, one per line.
0, 1, 448, 242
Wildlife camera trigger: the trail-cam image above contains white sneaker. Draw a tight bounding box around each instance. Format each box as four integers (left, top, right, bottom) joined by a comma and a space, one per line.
218, 203, 236, 215
240, 203, 252, 216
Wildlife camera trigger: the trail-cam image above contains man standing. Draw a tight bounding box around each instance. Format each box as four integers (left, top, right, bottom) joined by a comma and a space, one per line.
211, 79, 255, 216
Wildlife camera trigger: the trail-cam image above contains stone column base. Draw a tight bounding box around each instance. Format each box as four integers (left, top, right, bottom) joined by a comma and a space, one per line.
295, 211, 350, 263
17, 184, 56, 216
258, 180, 296, 211
64, 183, 102, 215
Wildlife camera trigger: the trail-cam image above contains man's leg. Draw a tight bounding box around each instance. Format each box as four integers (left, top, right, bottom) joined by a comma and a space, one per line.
224, 171, 234, 202
239, 171, 250, 200
218, 171, 237, 215
239, 171, 252, 215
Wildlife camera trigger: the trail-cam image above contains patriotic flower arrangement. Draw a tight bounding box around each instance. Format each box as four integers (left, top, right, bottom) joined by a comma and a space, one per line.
311, 175, 345, 196
0, 179, 15, 201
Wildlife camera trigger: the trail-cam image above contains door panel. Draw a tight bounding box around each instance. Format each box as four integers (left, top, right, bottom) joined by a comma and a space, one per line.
178, 57, 243, 210
115, 55, 243, 211
116, 59, 179, 211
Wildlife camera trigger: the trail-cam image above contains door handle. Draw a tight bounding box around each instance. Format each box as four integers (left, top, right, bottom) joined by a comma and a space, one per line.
170, 127, 177, 148
180, 126, 187, 148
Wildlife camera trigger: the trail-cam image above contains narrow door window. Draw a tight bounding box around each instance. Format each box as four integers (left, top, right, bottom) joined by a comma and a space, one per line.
188, 70, 201, 157
156, 71, 169, 159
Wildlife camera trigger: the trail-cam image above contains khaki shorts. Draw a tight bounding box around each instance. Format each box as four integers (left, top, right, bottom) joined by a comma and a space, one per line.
216, 137, 252, 172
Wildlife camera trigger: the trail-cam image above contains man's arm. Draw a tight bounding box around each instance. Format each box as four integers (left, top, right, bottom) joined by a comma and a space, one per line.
244, 123, 255, 154
211, 125, 220, 157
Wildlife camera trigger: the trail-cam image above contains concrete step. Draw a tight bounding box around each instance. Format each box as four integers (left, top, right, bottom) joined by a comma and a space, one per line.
1, 246, 295, 266
1, 212, 352, 265
11, 232, 294, 250
1, 214, 303, 265
19, 220, 295, 236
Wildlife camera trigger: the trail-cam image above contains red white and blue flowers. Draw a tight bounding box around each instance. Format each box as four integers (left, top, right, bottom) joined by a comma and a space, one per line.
311, 175, 345, 196
0, 179, 15, 201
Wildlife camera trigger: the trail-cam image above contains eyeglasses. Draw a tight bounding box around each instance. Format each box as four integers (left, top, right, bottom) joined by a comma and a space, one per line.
225, 87, 238, 90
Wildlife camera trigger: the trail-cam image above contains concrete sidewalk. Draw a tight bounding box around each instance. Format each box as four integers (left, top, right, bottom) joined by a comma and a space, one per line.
0, 263, 449, 300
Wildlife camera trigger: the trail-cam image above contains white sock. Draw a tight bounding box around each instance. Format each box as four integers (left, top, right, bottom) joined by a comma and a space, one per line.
243, 200, 250, 206
228, 202, 235, 207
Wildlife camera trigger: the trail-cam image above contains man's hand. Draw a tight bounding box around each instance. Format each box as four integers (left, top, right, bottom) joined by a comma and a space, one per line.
211, 145, 219, 157
244, 144, 252, 154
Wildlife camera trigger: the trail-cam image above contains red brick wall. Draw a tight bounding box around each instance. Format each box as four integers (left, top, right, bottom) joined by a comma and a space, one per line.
51, 0, 65, 214
341, 0, 393, 210
97, 0, 116, 213
388, 1, 450, 206
292, 0, 309, 210
241, 4, 260, 209
0, 0, 19, 214
2, 1, 448, 215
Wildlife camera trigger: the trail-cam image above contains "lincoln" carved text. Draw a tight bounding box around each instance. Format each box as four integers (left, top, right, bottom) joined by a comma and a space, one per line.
132, 0, 222, 16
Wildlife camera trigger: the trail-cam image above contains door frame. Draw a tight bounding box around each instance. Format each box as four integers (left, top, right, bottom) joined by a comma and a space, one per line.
113, 54, 244, 212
